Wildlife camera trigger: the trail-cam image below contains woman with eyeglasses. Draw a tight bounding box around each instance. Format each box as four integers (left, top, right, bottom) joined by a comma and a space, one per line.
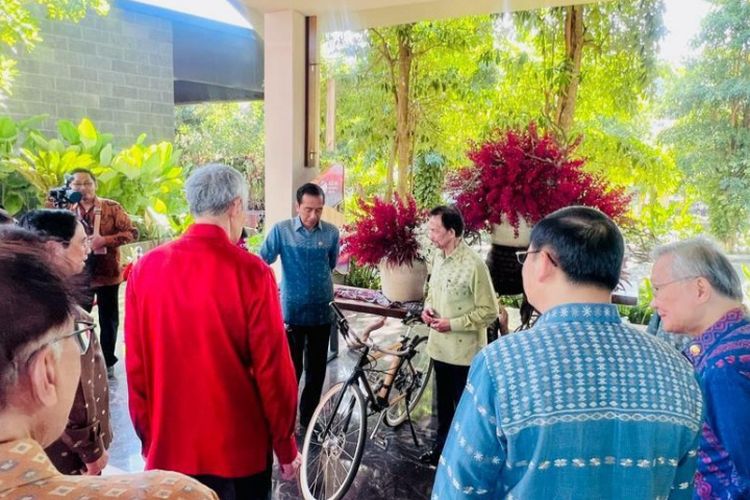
14, 210, 113, 476
0, 238, 218, 498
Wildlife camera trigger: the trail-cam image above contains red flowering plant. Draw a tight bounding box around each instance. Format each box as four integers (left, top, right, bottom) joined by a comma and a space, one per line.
341, 194, 426, 267
445, 123, 631, 235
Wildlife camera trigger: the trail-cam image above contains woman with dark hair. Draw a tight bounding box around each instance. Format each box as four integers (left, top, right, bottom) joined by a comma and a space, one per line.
15, 209, 112, 476
19, 209, 90, 276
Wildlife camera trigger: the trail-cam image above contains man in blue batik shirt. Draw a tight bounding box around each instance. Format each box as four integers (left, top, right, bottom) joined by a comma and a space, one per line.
651, 238, 750, 500
261, 183, 339, 429
433, 206, 703, 499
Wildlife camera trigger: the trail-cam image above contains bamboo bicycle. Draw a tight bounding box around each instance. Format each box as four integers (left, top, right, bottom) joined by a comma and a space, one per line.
299, 302, 433, 500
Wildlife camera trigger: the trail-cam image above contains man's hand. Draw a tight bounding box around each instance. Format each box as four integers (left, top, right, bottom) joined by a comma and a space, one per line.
91, 235, 107, 250
430, 317, 451, 333
280, 452, 302, 481
421, 307, 436, 325
84, 451, 109, 475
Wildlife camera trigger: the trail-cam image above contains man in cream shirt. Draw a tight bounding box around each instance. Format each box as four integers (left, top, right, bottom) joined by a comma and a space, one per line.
420, 205, 498, 466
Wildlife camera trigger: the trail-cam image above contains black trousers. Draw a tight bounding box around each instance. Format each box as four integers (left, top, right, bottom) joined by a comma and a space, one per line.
83, 284, 120, 367
191, 462, 272, 500
287, 323, 331, 427
433, 359, 470, 451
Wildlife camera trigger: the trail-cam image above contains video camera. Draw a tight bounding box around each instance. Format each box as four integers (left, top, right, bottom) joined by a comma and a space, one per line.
48, 185, 82, 208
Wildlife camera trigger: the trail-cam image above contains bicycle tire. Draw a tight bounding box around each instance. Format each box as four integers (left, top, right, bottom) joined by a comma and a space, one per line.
384, 335, 433, 427
300, 382, 368, 500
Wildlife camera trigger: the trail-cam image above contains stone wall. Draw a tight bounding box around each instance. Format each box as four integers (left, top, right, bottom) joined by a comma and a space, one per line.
3, 5, 174, 146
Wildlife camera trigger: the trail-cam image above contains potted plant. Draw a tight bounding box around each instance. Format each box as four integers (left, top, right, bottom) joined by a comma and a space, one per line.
342, 194, 427, 302
447, 122, 630, 242
446, 122, 630, 294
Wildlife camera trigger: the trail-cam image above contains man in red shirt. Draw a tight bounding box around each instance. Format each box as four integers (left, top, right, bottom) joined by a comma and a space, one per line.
125, 164, 300, 499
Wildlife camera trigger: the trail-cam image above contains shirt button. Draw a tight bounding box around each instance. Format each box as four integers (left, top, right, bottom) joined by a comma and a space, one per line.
689, 344, 701, 356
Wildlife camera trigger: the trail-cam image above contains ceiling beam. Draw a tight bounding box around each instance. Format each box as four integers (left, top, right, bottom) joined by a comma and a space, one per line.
231, 0, 607, 37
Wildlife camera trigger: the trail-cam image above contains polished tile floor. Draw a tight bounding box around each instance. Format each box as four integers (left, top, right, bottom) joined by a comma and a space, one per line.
104, 311, 440, 499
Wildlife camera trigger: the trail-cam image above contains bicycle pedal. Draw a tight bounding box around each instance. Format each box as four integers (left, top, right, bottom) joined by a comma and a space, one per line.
372, 435, 389, 451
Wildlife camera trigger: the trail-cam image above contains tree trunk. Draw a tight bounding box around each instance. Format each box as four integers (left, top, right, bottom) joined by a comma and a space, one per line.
385, 138, 397, 202
554, 5, 584, 135
395, 26, 414, 197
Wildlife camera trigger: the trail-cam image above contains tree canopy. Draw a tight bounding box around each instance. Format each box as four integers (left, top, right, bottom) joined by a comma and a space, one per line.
660, 0, 750, 249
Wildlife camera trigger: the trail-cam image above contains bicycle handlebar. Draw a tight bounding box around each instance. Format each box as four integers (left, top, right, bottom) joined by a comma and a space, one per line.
330, 301, 422, 357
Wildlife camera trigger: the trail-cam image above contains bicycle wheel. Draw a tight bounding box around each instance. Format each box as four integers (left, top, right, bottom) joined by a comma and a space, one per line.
300, 382, 367, 500
385, 335, 433, 427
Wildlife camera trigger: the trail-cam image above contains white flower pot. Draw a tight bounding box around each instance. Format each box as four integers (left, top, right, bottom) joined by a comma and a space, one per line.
490, 218, 533, 247
378, 259, 428, 302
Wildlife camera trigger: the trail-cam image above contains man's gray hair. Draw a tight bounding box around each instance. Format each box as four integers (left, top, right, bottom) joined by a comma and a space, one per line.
185, 164, 248, 217
652, 237, 742, 301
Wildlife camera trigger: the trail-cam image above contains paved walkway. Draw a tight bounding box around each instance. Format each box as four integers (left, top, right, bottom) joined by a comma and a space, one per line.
103, 306, 439, 498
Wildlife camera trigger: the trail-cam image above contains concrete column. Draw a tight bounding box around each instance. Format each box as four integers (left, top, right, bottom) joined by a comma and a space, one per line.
263, 10, 313, 231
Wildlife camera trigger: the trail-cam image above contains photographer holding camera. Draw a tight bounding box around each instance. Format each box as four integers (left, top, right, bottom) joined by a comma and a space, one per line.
59, 168, 138, 377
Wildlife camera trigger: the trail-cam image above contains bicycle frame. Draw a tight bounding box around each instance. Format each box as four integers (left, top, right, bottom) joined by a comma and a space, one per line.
299, 304, 432, 500
322, 304, 426, 444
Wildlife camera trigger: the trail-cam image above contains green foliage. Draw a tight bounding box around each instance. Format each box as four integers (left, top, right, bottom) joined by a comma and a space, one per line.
499, 294, 524, 309
245, 232, 264, 254
175, 102, 264, 206
323, 2, 699, 251
0, 115, 186, 240
9, 117, 109, 196
617, 279, 655, 325
0, 0, 109, 96
660, 0, 750, 249
343, 260, 381, 290
322, 16, 498, 197
742, 264, 750, 303
581, 117, 702, 260
97, 136, 186, 240
412, 151, 445, 210
630, 278, 655, 325
0, 114, 46, 212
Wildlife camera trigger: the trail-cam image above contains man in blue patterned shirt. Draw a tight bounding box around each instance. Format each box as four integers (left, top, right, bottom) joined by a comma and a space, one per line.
261, 183, 340, 428
433, 206, 703, 499
651, 238, 750, 499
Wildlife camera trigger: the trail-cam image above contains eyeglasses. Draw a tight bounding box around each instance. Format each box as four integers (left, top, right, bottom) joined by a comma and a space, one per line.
63, 321, 94, 354
651, 276, 700, 297
70, 182, 94, 188
20, 321, 94, 366
516, 249, 558, 267
516, 250, 540, 265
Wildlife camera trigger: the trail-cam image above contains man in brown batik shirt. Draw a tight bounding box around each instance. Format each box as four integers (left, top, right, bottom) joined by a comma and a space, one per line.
67, 168, 137, 376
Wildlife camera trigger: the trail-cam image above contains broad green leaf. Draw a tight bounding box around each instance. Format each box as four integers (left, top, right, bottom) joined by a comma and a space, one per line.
78, 118, 97, 149
18, 114, 48, 130
0, 117, 18, 142
100, 143, 113, 166
29, 131, 50, 150
98, 168, 119, 183
152, 197, 167, 214
142, 151, 162, 177
112, 156, 140, 180
57, 119, 79, 143
3, 191, 23, 215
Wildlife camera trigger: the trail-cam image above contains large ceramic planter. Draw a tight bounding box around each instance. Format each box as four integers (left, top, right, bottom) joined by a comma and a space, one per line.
490, 218, 533, 247
378, 259, 428, 302
486, 219, 533, 296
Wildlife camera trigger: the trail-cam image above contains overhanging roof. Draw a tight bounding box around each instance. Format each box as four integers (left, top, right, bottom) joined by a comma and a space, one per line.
119, 0, 264, 103
230, 0, 604, 35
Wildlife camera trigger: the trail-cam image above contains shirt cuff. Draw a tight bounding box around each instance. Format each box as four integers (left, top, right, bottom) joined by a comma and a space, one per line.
274, 435, 299, 465
63, 422, 105, 464
449, 317, 466, 332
